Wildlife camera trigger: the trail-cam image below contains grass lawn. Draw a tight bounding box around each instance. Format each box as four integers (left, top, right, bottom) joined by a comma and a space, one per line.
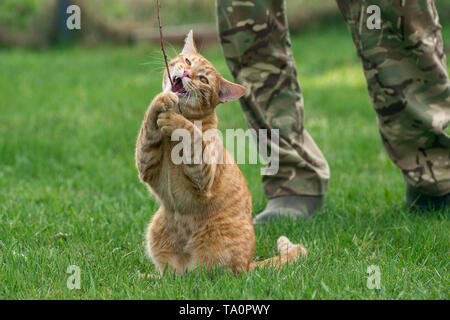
0, 21, 449, 299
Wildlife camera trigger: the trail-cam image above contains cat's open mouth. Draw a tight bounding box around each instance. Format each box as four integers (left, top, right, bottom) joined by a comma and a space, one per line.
171, 76, 188, 96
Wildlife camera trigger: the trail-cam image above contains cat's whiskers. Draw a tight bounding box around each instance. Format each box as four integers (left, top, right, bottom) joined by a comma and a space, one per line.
198, 89, 208, 99
145, 65, 166, 73
185, 83, 196, 93
166, 42, 179, 59
141, 52, 166, 65
141, 54, 168, 75
195, 89, 209, 106
192, 91, 204, 107
179, 91, 192, 114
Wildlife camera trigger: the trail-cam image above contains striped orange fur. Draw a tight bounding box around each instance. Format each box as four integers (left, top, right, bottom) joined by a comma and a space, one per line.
135, 31, 306, 275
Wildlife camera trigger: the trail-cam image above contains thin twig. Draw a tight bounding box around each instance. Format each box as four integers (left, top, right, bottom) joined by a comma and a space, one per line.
157, 0, 173, 88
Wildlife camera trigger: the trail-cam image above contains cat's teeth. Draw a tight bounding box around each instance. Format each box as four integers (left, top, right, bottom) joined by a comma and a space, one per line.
171, 76, 189, 96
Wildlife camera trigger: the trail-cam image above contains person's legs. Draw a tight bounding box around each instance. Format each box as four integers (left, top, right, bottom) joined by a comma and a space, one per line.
216, 0, 330, 221
336, 0, 449, 208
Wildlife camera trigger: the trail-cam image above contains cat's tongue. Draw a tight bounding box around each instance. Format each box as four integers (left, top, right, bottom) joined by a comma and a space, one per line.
171, 77, 186, 95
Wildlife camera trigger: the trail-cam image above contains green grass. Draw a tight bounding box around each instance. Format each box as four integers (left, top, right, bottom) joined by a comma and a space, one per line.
0, 22, 449, 299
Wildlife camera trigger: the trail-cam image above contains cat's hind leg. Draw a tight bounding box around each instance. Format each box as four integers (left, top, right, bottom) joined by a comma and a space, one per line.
146, 210, 192, 275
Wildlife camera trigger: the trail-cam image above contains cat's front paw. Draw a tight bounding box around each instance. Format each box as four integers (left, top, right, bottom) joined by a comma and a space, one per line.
157, 111, 191, 136
154, 92, 179, 111
148, 92, 179, 128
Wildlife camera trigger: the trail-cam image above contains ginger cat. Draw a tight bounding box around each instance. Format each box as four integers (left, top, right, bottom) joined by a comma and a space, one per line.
135, 31, 306, 275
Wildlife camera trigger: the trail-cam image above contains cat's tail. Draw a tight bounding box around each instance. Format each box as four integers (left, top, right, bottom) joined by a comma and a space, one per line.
248, 236, 306, 271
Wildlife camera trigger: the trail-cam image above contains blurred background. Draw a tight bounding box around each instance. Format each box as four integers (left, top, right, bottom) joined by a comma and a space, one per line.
2, 0, 450, 48
1, 1, 449, 299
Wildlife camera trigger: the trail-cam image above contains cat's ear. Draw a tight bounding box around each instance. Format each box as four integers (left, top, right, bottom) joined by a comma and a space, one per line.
181, 30, 197, 55
219, 78, 247, 103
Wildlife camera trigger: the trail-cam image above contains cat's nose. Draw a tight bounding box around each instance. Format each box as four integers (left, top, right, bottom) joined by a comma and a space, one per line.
181, 70, 191, 79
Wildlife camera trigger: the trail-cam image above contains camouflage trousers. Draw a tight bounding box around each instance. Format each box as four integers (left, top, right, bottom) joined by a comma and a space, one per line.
217, 0, 450, 198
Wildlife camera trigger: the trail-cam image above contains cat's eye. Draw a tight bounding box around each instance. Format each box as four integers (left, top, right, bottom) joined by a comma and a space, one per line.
185, 58, 191, 66
199, 76, 209, 84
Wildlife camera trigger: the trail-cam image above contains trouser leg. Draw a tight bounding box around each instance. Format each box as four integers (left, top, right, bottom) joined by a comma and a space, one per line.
216, 0, 330, 198
336, 0, 450, 196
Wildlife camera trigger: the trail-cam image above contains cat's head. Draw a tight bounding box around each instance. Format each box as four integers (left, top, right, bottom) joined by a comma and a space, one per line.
162, 30, 246, 118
